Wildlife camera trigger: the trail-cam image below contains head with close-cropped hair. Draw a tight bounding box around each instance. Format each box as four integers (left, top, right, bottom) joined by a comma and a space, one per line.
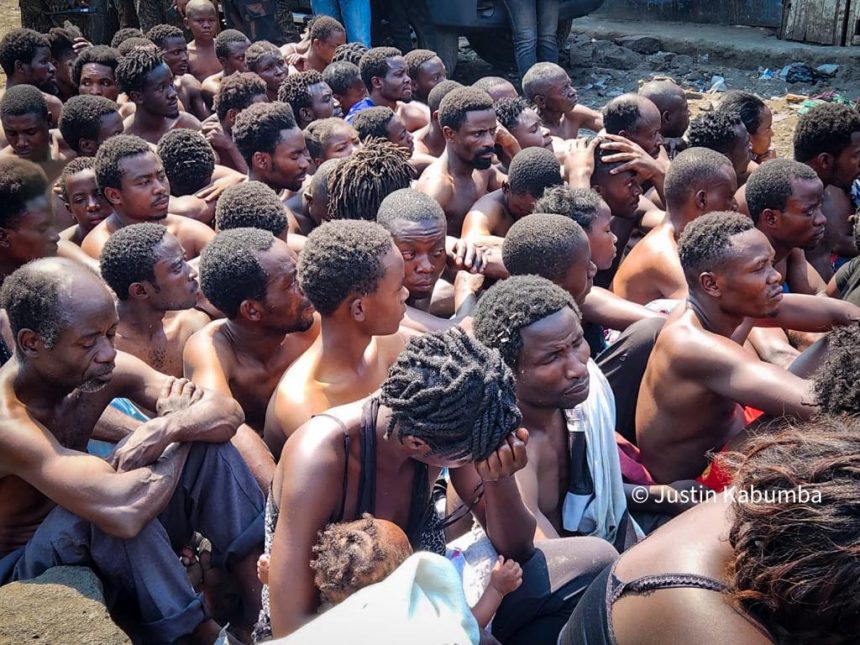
639, 78, 689, 138
214, 71, 267, 126
438, 87, 497, 170
591, 140, 643, 219
353, 106, 412, 153
472, 76, 518, 103
298, 220, 404, 333
0, 28, 56, 93
332, 42, 368, 66
58, 95, 123, 156
116, 47, 178, 118
214, 180, 288, 238
687, 110, 751, 179
359, 47, 410, 103
663, 146, 737, 218
72, 46, 120, 101
404, 48, 445, 103
427, 79, 462, 115
304, 118, 357, 165
714, 417, 860, 642
214, 29, 250, 74
603, 94, 663, 158
244, 41, 286, 95
47, 26, 81, 93
0, 157, 57, 265
323, 60, 367, 114
308, 15, 346, 65
277, 70, 336, 128
305, 158, 341, 227
110, 27, 144, 49
522, 63, 576, 115
494, 97, 552, 151
1, 85, 51, 162
327, 138, 412, 221
717, 91, 772, 157
156, 128, 215, 196
58, 156, 112, 234
537, 186, 615, 270
504, 147, 561, 217
793, 103, 860, 190
146, 24, 189, 77
811, 324, 860, 416
503, 213, 595, 305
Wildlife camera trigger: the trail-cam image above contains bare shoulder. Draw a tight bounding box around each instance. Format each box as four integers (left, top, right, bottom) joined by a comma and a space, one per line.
80, 219, 110, 257
175, 112, 203, 130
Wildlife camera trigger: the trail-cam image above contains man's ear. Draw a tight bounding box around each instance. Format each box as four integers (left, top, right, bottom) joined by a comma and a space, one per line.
402, 435, 429, 453
299, 106, 314, 126
761, 207, 780, 228
694, 188, 708, 212
17, 328, 41, 357
370, 75, 383, 92
501, 180, 511, 197
348, 296, 366, 322
441, 124, 455, 143
591, 183, 603, 196
103, 185, 123, 207
699, 271, 720, 298
814, 152, 834, 173
128, 282, 149, 300
225, 107, 239, 128
252, 151, 271, 172
532, 93, 546, 110
79, 137, 97, 156
0, 228, 10, 248
661, 110, 672, 127
239, 298, 263, 322
13, 59, 27, 77
128, 90, 143, 105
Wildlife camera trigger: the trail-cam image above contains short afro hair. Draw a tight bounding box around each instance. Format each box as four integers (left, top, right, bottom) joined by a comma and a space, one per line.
110, 27, 144, 49
99, 222, 167, 300
331, 42, 367, 66
745, 159, 820, 224
472, 76, 517, 101
146, 24, 185, 48
717, 91, 768, 136
232, 101, 297, 163
0, 84, 49, 122
244, 40, 281, 72
494, 97, 530, 131
502, 213, 589, 282
57, 156, 95, 201
116, 37, 156, 58
534, 185, 607, 232
214, 29, 250, 60
297, 220, 393, 315
156, 128, 215, 196
404, 48, 438, 80
214, 180, 288, 237
687, 110, 744, 155
602, 94, 644, 135
115, 45, 165, 95
0, 28, 50, 76
94, 134, 152, 192
58, 95, 119, 154
358, 46, 402, 89
377, 188, 446, 231
0, 157, 49, 228
214, 72, 267, 121
72, 45, 120, 87
352, 105, 394, 141
521, 62, 567, 103
812, 324, 860, 416
47, 26, 80, 61
427, 79, 462, 113
277, 69, 325, 114
474, 275, 577, 370
793, 102, 860, 163
663, 146, 734, 212
309, 15, 345, 42
677, 210, 755, 288
323, 60, 362, 96
507, 147, 561, 197
438, 86, 494, 132
304, 117, 350, 160
199, 227, 275, 318
327, 138, 412, 221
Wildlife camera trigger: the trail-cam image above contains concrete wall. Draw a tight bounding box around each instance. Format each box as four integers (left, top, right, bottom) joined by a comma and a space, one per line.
595, 0, 782, 29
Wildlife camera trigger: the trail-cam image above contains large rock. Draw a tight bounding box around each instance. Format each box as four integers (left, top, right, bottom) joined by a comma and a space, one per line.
591, 40, 642, 70
0, 566, 129, 644
615, 35, 663, 55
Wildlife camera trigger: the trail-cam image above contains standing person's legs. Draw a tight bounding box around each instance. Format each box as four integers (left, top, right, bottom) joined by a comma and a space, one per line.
499, 0, 538, 79
534, 0, 560, 64
311, 0, 344, 25
338, 0, 372, 46
380, 0, 413, 52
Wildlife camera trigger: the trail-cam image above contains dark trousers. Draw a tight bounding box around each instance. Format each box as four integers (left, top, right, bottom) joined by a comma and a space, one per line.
499, 0, 560, 78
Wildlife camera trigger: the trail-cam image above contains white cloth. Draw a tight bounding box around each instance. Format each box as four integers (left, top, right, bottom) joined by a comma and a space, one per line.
280, 552, 481, 645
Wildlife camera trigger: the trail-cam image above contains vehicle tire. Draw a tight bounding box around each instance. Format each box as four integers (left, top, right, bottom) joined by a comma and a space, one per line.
466, 18, 573, 72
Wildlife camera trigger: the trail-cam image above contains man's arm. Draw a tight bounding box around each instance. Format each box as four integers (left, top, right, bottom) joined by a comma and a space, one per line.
822, 185, 858, 259
570, 104, 603, 133
581, 287, 665, 331
752, 293, 860, 332
92, 404, 142, 442
784, 248, 828, 295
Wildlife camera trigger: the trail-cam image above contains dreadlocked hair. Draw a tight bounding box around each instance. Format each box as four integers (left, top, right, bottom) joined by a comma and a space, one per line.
811, 323, 860, 416
332, 42, 368, 66
327, 138, 412, 221
115, 45, 163, 95
310, 513, 411, 605
380, 328, 522, 462
110, 27, 144, 49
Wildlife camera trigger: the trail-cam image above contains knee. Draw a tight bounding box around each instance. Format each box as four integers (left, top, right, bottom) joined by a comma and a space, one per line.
579, 537, 619, 573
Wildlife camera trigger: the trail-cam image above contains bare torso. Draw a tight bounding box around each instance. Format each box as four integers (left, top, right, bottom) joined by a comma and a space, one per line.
612, 221, 687, 305
117, 309, 210, 378
416, 155, 495, 237
123, 111, 202, 146
82, 214, 215, 260
187, 41, 221, 82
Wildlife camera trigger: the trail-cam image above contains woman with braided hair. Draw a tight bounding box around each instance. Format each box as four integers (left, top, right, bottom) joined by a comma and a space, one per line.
259, 328, 617, 642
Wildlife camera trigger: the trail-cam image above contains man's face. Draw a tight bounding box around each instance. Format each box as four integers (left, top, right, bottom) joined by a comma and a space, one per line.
831, 131, 860, 189
358, 244, 408, 335
510, 107, 553, 151
661, 92, 689, 138
94, 111, 125, 150
713, 228, 783, 318
335, 77, 368, 114
585, 203, 617, 271
222, 40, 250, 74
321, 123, 359, 162
386, 114, 413, 155
558, 242, 597, 305
145, 233, 199, 310
108, 152, 171, 220
78, 62, 119, 101
516, 306, 591, 411
378, 56, 412, 102
628, 103, 663, 158
594, 169, 642, 219
54, 50, 76, 91
263, 128, 311, 191
446, 108, 497, 170
388, 219, 447, 301
306, 179, 331, 226
185, 5, 218, 41
503, 187, 538, 221
413, 56, 446, 102
727, 122, 752, 178
160, 36, 190, 76
62, 168, 112, 232
312, 30, 346, 65
749, 105, 773, 157
540, 73, 577, 113
1, 112, 50, 161
770, 177, 826, 251
700, 165, 739, 213
253, 52, 287, 93
22, 46, 58, 94
254, 239, 315, 333
308, 81, 339, 120
136, 63, 179, 118
2, 196, 59, 263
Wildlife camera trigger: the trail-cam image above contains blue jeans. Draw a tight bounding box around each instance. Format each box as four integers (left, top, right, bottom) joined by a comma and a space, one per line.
312, 0, 372, 46
500, 0, 560, 78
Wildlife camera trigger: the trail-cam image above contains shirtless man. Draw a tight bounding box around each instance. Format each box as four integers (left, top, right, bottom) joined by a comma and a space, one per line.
100, 224, 208, 378
0, 28, 63, 126
82, 135, 215, 259
201, 30, 251, 108
202, 72, 268, 174
347, 47, 427, 132
277, 70, 340, 129
612, 147, 739, 305
291, 159, 339, 236
462, 146, 561, 243
472, 76, 518, 102
687, 109, 753, 186
185, 228, 318, 485
602, 94, 664, 160
245, 41, 287, 103
58, 157, 113, 246
521, 63, 602, 140
415, 87, 508, 237
404, 48, 447, 104
793, 102, 860, 282
412, 80, 461, 158
0, 258, 264, 643
494, 96, 553, 153
638, 78, 690, 158
302, 118, 358, 167
352, 106, 437, 175
73, 45, 121, 103
322, 61, 368, 116
147, 24, 209, 121
636, 211, 860, 483
263, 220, 409, 457
285, 16, 346, 74
57, 95, 125, 159
116, 47, 202, 146
184, 0, 221, 82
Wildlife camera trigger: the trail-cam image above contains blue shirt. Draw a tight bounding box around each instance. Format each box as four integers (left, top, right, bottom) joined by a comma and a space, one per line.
345, 97, 375, 124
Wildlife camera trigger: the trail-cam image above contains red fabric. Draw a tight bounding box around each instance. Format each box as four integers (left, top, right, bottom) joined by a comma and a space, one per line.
615, 433, 657, 486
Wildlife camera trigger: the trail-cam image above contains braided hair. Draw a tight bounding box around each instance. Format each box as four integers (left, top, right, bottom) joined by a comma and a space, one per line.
380, 328, 522, 462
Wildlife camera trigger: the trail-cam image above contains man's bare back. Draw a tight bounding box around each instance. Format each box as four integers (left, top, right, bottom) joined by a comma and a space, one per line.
461, 189, 515, 241
612, 221, 687, 305
123, 111, 202, 146
82, 214, 215, 259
